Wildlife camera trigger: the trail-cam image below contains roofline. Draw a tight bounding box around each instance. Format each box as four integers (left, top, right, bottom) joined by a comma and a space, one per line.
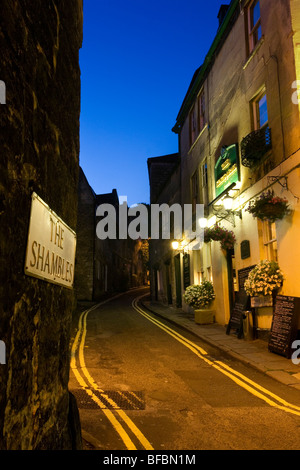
172, 0, 240, 134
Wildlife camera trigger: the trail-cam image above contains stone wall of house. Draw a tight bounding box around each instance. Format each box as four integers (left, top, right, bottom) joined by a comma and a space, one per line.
0, 0, 83, 450
75, 168, 95, 301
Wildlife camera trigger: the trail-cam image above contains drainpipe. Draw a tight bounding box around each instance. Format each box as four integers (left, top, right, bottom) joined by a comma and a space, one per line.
270, 53, 286, 162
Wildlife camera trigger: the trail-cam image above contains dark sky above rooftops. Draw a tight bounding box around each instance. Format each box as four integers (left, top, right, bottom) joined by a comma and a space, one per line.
79, 0, 228, 206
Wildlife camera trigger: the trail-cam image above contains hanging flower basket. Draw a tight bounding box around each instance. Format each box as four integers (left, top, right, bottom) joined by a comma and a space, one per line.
246, 190, 289, 223
204, 224, 236, 251
244, 260, 284, 297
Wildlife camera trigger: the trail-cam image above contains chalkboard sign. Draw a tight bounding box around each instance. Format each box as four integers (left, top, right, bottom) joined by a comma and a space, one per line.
183, 254, 191, 290
268, 295, 300, 358
238, 265, 255, 292
226, 290, 250, 338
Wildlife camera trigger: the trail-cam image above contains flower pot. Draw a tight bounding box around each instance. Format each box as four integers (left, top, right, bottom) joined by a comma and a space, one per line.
194, 308, 215, 325
250, 296, 273, 331
256, 306, 273, 330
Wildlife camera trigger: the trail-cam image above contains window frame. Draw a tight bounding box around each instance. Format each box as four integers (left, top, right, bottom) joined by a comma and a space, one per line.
259, 219, 278, 262
247, 0, 262, 54
252, 89, 268, 131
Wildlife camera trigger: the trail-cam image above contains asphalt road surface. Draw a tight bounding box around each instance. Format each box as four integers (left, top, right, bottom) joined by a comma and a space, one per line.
69, 287, 300, 451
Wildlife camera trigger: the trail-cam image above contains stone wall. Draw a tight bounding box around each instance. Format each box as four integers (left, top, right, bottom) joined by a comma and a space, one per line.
75, 168, 95, 301
0, 0, 83, 449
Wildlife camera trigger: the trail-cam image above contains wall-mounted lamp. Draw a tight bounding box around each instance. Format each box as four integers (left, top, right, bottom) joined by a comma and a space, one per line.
222, 195, 234, 211
171, 241, 179, 250
171, 239, 190, 252
212, 194, 242, 226
199, 217, 208, 228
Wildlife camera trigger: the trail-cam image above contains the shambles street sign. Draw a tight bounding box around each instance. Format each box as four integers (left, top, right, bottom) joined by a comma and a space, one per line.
25, 193, 76, 289
215, 143, 240, 198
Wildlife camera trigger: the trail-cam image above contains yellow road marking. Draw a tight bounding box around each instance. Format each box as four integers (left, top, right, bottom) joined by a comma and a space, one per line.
133, 295, 300, 417
70, 295, 154, 451
132, 299, 208, 356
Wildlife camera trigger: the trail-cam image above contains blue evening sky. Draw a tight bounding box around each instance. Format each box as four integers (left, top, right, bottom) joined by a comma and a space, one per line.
79, 0, 228, 206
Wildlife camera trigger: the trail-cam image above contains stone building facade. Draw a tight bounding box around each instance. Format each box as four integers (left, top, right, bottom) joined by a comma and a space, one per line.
75, 168, 148, 302
0, 1, 83, 449
149, 0, 300, 335
147, 154, 181, 306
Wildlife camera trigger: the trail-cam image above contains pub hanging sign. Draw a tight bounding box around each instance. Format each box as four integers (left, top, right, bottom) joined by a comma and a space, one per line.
215, 143, 240, 198
25, 193, 77, 289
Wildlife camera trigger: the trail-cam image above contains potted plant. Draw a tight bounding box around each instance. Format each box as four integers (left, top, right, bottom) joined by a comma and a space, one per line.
246, 190, 289, 223
183, 281, 216, 325
204, 224, 236, 251
244, 260, 284, 299
244, 260, 284, 330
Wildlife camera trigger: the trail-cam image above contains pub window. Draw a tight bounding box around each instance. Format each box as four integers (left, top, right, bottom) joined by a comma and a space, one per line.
198, 90, 206, 132
252, 90, 268, 130
259, 220, 278, 262
247, 0, 262, 53
198, 271, 204, 284
189, 105, 198, 146
207, 266, 213, 283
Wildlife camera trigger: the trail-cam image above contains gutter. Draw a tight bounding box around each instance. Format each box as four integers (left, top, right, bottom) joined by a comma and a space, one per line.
172, 0, 240, 134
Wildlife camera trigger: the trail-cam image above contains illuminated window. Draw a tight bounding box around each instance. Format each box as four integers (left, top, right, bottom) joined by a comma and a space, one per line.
207, 266, 213, 283
253, 90, 268, 130
259, 220, 278, 262
248, 0, 262, 53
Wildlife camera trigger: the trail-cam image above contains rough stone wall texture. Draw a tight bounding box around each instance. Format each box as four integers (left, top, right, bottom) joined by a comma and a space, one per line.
75, 169, 95, 301
0, 0, 83, 450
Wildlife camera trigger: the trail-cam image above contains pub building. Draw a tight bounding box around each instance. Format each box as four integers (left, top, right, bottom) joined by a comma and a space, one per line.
148, 0, 300, 347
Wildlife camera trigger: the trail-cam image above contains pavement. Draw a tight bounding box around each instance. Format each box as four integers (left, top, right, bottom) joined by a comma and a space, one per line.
140, 299, 300, 391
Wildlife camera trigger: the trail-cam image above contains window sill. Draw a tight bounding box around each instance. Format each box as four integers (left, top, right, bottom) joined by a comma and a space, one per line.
188, 123, 208, 155
243, 36, 265, 70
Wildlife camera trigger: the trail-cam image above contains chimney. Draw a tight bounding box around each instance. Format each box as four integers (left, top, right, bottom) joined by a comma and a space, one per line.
217, 4, 230, 27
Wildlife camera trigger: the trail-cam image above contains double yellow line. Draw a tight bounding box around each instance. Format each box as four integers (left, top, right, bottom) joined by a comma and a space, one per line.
70, 294, 154, 451
132, 295, 300, 417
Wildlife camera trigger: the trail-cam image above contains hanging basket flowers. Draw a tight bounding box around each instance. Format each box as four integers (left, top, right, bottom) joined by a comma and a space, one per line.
204, 224, 236, 251
246, 190, 289, 223
244, 260, 284, 297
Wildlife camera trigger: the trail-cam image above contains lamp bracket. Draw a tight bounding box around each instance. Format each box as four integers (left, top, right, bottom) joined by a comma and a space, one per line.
212, 206, 242, 227
267, 175, 288, 190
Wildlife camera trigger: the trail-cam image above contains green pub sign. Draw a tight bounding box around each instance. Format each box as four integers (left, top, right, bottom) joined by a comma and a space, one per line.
215, 144, 240, 197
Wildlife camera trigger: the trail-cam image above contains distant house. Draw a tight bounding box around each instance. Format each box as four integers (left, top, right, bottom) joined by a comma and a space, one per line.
147, 153, 181, 305
75, 167, 148, 302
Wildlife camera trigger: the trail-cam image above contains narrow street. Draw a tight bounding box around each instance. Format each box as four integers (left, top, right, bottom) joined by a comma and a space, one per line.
69, 288, 300, 451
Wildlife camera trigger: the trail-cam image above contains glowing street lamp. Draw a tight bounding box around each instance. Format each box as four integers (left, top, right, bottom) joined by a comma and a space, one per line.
222, 195, 234, 211
171, 241, 179, 250
199, 217, 208, 228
